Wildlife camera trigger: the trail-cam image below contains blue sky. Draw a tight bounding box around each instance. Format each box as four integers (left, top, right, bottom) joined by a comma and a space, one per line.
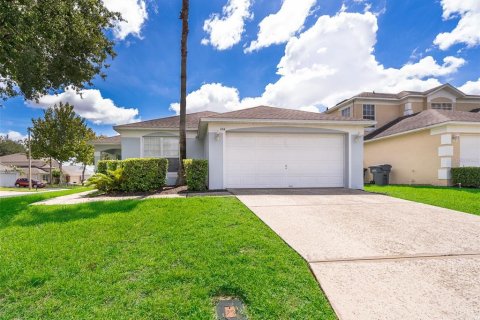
1, 0, 479, 139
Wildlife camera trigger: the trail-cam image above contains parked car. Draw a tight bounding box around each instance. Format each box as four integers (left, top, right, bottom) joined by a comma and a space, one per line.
15, 178, 46, 188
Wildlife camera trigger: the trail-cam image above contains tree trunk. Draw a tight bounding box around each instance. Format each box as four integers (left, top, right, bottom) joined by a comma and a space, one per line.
176, 0, 189, 186
81, 163, 86, 185
59, 161, 63, 185
49, 157, 53, 185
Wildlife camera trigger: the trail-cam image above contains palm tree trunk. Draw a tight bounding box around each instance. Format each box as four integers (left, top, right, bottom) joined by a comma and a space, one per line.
176, 0, 189, 186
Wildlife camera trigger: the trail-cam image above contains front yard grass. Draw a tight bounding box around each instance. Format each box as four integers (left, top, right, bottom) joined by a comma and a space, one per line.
365, 185, 480, 216
0, 194, 335, 319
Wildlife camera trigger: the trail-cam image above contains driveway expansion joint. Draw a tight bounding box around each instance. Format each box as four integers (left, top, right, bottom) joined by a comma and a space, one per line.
308, 253, 480, 264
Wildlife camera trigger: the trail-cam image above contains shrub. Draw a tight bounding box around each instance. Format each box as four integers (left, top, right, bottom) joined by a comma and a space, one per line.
97, 160, 121, 174
183, 159, 208, 191
451, 167, 480, 188
86, 167, 124, 192
120, 158, 168, 192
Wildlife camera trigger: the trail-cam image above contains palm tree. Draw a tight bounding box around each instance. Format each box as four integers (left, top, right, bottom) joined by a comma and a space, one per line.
177, 0, 189, 185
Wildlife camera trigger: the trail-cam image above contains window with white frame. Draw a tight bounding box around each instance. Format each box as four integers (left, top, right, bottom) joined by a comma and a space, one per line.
431, 103, 452, 110
341, 107, 351, 117
362, 104, 375, 120
143, 136, 179, 158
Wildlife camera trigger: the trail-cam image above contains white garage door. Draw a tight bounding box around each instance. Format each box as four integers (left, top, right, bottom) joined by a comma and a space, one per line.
225, 132, 345, 188
460, 135, 480, 167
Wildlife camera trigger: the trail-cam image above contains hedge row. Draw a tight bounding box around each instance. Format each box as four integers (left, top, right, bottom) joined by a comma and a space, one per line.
97, 160, 121, 175
95, 158, 168, 192
451, 167, 480, 188
183, 159, 208, 191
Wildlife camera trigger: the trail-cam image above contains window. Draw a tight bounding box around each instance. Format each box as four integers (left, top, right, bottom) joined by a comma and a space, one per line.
362, 104, 375, 120
341, 107, 351, 117
143, 136, 180, 172
143, 136, 179, 158
431, 103, 452, 110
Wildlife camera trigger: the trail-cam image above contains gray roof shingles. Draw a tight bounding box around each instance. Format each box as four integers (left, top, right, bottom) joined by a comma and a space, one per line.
204, 105, 363, 121
114, 111, 219, 129
366, 109, 480, 140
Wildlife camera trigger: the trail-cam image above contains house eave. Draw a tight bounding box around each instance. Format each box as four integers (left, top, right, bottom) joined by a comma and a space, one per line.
198, 117, 376, 138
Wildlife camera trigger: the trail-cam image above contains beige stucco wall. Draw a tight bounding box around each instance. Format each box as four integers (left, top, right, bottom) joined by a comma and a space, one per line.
364, 130, 446, 186
456, 102, 480, 112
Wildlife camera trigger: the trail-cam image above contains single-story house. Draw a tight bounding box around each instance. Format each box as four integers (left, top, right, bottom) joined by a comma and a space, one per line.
62, 165, 94, 185
0, 163, 20, 187
364, 109, 480, 186
93, 106, 374, 189
0, 153, 58, 183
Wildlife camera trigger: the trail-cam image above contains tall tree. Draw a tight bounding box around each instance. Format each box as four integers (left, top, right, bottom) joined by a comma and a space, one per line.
176, 0, 189, 186
31, 103, 88, 183
0, 136, 26, 156
74, 128, 96, 184
0, 0, 120, 101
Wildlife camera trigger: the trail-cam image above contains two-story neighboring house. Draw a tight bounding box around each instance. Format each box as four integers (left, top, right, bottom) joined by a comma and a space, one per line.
325, 84, 480, 186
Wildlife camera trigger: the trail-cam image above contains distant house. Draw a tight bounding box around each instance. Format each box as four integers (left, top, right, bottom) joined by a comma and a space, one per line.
0, 153, 58, 183
62, 165, 94, 185
325, 84, 480, 186
0, 163, 20, 187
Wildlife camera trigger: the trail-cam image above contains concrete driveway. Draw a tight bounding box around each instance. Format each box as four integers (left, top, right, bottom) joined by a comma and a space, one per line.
232, 188, 480, 320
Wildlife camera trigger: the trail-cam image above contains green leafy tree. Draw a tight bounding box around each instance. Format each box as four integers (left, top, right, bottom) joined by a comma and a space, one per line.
31, 102, 89, 183
0, 136, 26, 156
0, 0, 121, 101
74, 128, 96, 184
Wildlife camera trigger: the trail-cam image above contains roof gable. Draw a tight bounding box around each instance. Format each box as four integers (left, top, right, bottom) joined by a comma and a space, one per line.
366, 109, 480, 140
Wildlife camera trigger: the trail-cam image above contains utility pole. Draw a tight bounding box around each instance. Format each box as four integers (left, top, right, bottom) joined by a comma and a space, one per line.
28, 127, 32, 190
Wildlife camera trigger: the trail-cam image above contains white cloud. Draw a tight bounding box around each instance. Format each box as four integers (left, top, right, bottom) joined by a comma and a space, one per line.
247, 11, 465, 110
0, 130, 27, 141
459, 78, 480, 95
245, 0, 316, 52
434, 0, 480, 50
202, 0, 253, 50
170, 83, 242, 114
103, 0, 148, 40
27, 87, 140, 125
174, 11, 466, 114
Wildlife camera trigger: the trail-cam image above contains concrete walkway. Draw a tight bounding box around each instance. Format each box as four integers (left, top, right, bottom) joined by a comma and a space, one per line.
232, 188, 480, 320
32, 190, 232, 205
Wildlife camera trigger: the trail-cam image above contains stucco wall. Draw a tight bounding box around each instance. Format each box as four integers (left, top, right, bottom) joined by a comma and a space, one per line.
121, 137, 141, 159
364, 130, 443, 185
186, 137, 205, 159
456, 102, 480, 112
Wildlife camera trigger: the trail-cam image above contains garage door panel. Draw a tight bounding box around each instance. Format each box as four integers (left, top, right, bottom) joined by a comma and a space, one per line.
460, 136, 480, 167
225, 132, 345, 188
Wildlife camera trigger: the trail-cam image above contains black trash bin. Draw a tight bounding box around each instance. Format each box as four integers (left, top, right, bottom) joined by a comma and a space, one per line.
369, 165, 392, 186
379, 165, 392, 185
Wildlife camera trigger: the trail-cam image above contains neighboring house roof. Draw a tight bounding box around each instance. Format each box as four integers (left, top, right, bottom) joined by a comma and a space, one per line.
91, 135, 121, 145
329, 83, 480, 111
0, 153, 59, 168
365, 109, 480, 140
114, 111, 219, 130
204, 105, 363, 121
0, 163, 17, 172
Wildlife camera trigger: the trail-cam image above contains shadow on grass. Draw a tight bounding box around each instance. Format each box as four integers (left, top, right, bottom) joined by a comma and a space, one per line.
1, 198, 140, 229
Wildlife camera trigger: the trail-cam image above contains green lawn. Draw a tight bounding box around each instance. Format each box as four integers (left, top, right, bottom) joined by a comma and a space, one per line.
365, 185, 480, 216
0, 194, 335, 319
